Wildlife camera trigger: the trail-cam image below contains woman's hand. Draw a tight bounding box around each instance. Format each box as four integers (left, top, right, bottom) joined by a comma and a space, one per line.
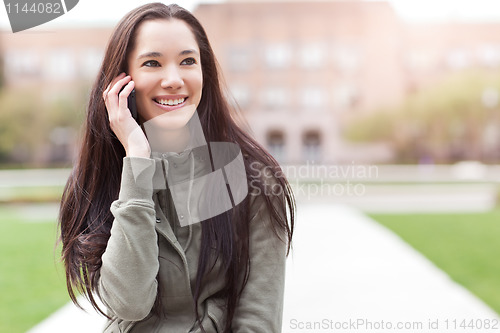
103, 73, 151, 158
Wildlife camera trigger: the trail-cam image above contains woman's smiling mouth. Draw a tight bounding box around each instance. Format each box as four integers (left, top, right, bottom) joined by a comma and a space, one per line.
153, 96, 188, 111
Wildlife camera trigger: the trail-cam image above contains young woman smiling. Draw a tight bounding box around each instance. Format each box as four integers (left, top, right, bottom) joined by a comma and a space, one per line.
58, 3, 295, 333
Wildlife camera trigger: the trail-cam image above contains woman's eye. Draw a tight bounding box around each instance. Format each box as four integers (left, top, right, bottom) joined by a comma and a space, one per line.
143, 60, 160, 67
181, 57, 196, 65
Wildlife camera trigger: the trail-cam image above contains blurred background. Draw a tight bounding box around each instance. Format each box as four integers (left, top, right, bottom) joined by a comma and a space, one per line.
2, 0, 500, 332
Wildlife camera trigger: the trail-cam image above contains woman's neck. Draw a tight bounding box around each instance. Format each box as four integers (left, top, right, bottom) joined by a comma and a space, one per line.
142, 122, 191, 154
142, 111, 207, 155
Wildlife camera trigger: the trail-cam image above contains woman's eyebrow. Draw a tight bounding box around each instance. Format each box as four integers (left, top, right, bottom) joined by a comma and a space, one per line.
180, 49, 199, 56
137, 51, 162, 59
137, 50, 198, 59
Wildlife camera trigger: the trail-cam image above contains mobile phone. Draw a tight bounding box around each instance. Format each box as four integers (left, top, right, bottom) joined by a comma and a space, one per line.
128, 89, 138, 122
118, 84, 138, 122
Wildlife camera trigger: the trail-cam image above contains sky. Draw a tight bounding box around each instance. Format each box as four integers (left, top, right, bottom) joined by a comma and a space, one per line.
1, 0, 500, 31
385, 0, 500, 22
0, 0, 208, 30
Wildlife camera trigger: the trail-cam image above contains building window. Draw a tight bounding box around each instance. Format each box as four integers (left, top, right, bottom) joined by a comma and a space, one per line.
302, 130, 322, 162
477, 44, 500, 68
446, 48, 469, 69
301, 87, 326, 110
80, 48, 104, 78
4, 49, 40, 77
299, 43, 326, 69
264, 44, 292, 69
260, 87, 289, 109
333, 83, 359, 110
229, 84, 251, 109
227, 46, 252, 72
333, 45, 361, 74
267, 130, 286, 162
406, 50, 436, 71
45, 48, 76, 80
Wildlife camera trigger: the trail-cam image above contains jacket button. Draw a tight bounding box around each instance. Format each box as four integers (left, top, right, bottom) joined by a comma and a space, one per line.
156, 218, 161, 223
179, 215, 184, 219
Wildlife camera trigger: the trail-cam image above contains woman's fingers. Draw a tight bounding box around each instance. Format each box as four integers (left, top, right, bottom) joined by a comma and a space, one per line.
109, 72, 126, 89
109, 74, 131, 96
118, 80, 135, 112
107, 79, 134, 123
102, 74, 149, 156
107, 75, 131, 106
103, 73, 134, 121
103, 72, 127, 105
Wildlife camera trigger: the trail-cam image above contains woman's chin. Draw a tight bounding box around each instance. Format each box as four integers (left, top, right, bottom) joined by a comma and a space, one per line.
143, 105, 196, 130
144, 117, 189, 132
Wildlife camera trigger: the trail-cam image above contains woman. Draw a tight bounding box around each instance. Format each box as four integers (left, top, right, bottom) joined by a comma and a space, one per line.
59, 3, 295, 333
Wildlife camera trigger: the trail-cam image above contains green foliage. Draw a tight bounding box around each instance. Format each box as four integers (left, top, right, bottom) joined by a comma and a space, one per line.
346, 70, 500, 163
371, 211, 500, 315
0, 87, 86, 166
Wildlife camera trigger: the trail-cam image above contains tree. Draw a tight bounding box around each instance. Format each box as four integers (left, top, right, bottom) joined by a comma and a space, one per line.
0, 43, 4, 90
0, 86, 87, 167
345, 70, 500, 163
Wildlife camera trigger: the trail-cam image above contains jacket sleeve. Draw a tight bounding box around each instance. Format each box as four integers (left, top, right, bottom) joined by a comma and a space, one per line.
97, 157, 160, 322
231, 190, 288, 333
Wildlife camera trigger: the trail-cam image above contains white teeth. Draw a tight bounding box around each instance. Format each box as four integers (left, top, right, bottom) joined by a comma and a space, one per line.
157, 98, 185, 106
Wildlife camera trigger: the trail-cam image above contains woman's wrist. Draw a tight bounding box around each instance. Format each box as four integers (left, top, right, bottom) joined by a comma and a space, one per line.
126, 146, 151, 158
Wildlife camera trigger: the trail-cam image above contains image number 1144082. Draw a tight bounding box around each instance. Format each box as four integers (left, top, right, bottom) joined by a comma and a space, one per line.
3, 0, 79, 33
5, 2, 62, 14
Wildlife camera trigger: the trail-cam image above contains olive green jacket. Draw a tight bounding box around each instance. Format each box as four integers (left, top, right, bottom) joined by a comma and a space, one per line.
98, 155, 287, 332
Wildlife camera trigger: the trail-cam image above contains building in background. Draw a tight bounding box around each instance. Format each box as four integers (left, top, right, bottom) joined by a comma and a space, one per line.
403, 22, 500, 91
0, 26, 111, 98
194, 1, 404, 164
0, 27, 113, 165
2, 1, 500, 165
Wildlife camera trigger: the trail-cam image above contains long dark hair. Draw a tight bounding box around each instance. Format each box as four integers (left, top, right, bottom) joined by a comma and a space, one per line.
58, 3, 295, 332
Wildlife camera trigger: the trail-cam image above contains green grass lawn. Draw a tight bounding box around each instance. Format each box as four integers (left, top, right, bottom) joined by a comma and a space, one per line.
0, 205, 70, 333
370, 210, 500, 315
3, 200, 500, 331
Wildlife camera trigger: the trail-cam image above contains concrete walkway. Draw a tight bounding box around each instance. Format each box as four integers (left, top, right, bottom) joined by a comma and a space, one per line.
282, 203, 498, 332
28, 203, 499, 332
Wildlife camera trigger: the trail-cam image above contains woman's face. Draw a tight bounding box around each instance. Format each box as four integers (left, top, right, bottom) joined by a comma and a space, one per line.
127, 18, 203, 130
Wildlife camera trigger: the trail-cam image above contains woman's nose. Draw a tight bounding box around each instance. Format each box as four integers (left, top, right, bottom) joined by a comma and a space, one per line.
160, 65, 183, 89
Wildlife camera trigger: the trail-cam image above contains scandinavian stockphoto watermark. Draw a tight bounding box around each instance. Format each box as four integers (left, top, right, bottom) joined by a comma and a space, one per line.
3, 0, 79, 33
127, 107, 376, 225
129, 110, 248, 227
249, 161, 379, 200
